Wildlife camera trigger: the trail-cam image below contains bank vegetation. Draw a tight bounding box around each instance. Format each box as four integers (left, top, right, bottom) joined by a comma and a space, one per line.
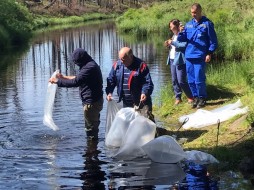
1, 0, 254, 178
117, 0, 254, 174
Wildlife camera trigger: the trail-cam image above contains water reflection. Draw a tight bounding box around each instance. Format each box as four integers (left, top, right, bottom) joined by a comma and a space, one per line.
0, 20, 202, 189
81, 136, 107, 189
107, 159, 186, 189
176, 161, 218, 190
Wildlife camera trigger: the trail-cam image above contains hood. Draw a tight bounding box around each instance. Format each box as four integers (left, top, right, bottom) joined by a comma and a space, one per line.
71, 48, 93, 67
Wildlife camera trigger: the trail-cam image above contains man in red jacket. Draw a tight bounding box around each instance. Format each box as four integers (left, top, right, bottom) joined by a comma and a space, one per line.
106, 47, 154, 121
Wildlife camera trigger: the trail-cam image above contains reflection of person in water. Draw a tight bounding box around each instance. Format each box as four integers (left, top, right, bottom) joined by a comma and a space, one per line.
80, 135, 106, 189
176, 161, 218, 189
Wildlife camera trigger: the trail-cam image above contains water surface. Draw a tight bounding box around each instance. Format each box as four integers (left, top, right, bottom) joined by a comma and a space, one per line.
0, 21, 182, 189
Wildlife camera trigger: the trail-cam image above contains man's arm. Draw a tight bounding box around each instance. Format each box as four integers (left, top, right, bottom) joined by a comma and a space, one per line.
140, 63, 154, 97
207, 21, 218, 53
105, 66, 117, 101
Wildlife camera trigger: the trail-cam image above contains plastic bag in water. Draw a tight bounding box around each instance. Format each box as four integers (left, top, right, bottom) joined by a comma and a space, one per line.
105, 107, 139, 147
185, 150, 219, 164
43, 70, 59, 131
105, 100, 121, 138
142, 135, 186, 163
114, 115, 156, 160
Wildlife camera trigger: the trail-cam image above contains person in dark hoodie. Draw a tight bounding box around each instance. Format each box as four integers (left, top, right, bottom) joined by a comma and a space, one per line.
49, 48, 103, 138
106, 47, 154, 121
177, 3, 218, 109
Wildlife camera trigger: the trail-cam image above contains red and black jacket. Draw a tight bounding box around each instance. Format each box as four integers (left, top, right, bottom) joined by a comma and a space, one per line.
106, 56, 154, 106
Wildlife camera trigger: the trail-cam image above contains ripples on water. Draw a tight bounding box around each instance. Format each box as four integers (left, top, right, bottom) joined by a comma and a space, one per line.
0, 21, 221, 189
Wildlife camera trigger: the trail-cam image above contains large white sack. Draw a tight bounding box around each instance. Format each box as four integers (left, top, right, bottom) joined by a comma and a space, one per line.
105, 108, 139, 148
43, 70, 59, 131
114, 116, 156, 160
185, 150, 219, 164
179, 99, 248, 129
142, 135, 186, 164
105, 100, 121, 138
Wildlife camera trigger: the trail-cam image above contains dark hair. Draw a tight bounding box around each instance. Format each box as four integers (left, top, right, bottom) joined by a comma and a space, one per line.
191, 3, 202, 11
169, 19, 181, 28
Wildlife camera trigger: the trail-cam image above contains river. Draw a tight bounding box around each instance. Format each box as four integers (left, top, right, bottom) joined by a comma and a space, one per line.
0, 20, 224, 189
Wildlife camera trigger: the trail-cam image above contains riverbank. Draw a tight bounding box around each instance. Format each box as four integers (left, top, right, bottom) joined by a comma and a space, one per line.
2, 0, 254, 185
116, 0, 254, 167
118, 0, 254, 183
0, 0, 116, 53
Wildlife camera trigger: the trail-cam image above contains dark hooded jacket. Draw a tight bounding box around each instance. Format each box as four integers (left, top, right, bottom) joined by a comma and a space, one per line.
57, 48, 103, 105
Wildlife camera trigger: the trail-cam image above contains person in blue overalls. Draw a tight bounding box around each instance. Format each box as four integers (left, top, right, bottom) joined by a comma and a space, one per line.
178, 3, 218, 108
106, 47, 154, 121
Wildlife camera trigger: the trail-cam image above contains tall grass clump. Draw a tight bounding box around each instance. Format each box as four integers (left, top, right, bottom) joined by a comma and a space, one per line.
207, 60, 254, 102
0, 0, 33, 50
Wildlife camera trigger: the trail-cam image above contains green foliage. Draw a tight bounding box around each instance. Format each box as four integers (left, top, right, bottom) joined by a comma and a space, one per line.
32, 13, 115, 29
116, 0, 254, 61
0, 0, 33, 48
0, 24, 10, 51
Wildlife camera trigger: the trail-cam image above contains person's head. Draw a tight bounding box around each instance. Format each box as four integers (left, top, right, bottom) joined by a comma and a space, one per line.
118, 47, 134, 67
191, 3, 202, 22
169, 19, 181, 34
71, 48, 92, 66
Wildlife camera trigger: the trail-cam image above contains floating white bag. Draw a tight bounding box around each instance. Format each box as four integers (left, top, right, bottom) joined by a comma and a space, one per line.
105, 108, 139, 148
105, 100, 121, 138
142, 135, 186, 163
179, 99, 248, 129
43, 70, 59, 131
185, 150, 219, 164
114, 116, 156, 160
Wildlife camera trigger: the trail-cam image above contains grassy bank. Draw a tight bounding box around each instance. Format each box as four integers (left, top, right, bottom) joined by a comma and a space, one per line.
33, 13, 116, 29
116, 0, 254, 61
0, 0, 115, 53
113, 0, 254, 173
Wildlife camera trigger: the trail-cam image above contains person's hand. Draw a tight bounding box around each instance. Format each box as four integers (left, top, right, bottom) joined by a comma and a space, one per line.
56, 73, 63, 78
167, 39, 172, 45
205, 54, 212, 63
107, 93, 113, 101
49, 77, 58, 84
140, 93, 147, 102
179, 25, 184, 32
164, 39, 172, 47
164, 40, 169, 47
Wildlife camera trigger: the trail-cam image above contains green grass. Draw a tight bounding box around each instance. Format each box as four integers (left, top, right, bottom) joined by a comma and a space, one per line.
33, 13, 116, 29
154, 59, 254, 170
116, 0, 254, 61
115, 0, 254, 169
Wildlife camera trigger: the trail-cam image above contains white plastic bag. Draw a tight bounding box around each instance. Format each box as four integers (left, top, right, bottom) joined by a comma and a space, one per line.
105, 100, 121, 138
142, 135, 186, 163
114, 116, 156, 160
43, 70, 59, 131
179, 99, 248, 129
185, 150, 219, 164
105, 108, 139, 147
